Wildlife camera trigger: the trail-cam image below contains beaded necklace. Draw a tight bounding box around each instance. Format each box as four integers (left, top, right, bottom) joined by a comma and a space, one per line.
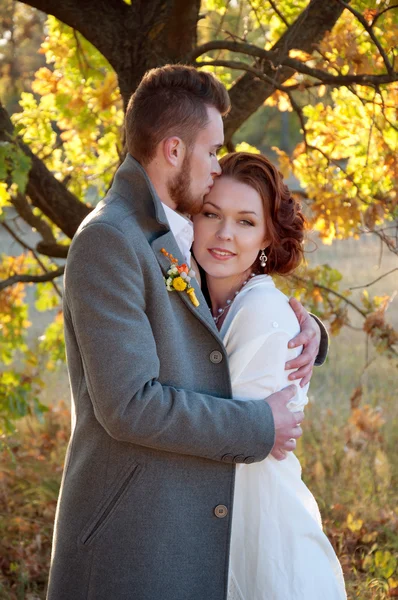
213, 273, 256, 324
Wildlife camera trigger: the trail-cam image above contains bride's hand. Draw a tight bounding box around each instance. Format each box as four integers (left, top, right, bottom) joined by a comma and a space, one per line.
265, 385, 304, 461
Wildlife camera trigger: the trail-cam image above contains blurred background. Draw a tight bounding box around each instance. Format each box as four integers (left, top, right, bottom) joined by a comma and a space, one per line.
0, 1, 397, 598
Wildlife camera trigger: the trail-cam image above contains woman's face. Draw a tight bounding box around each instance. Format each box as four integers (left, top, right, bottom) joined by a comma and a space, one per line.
192, 176, 268, 282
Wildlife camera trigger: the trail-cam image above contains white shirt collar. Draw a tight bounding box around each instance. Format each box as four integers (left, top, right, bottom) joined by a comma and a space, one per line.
161, 203, 194, 267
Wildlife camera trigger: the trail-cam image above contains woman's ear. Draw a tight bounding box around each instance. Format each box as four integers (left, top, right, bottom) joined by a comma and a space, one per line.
163, 137, 185, 168
261, 240, 271, 252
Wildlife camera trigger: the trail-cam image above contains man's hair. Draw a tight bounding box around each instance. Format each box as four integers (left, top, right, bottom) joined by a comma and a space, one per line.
125, 65, 230, 166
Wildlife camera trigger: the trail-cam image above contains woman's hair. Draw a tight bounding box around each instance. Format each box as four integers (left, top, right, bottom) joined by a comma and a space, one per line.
219, 152, 305, 275
125, 65, 230, 166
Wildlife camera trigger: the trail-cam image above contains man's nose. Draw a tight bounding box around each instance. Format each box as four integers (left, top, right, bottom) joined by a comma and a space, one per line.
211, 157, 222, 177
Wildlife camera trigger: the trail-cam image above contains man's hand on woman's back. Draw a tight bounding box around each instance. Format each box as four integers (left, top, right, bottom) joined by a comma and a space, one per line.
265, 385, 304, 461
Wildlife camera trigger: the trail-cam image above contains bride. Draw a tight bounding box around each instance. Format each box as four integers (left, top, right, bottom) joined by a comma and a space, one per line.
192, 152, 346, 600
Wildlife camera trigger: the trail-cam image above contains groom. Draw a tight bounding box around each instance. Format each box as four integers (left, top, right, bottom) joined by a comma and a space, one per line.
47, 65, 327, 600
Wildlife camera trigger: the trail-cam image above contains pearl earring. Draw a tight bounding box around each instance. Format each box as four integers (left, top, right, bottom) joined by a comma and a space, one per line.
259, 249, 267, 268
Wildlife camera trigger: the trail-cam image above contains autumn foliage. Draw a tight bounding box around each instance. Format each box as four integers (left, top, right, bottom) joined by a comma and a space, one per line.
0, 1, 397, 597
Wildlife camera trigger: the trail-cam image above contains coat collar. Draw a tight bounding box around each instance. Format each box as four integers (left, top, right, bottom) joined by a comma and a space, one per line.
111, 153, 169, 231
111, 154, 219, 336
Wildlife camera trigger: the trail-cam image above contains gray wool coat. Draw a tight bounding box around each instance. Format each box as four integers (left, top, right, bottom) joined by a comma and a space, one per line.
47, 154, 327, 600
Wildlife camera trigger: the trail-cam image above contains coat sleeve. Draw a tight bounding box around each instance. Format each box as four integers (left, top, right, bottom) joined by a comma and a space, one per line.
64, 222, 275, 462
311, 313, 329, 366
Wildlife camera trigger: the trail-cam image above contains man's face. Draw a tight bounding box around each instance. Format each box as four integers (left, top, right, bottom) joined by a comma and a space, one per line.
167, 105, 224, 215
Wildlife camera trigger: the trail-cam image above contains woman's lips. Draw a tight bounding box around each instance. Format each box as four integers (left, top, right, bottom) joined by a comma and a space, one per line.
208, 248, 236, 261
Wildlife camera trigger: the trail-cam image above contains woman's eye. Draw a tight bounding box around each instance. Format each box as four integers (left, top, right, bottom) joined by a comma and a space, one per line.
240, 220, 254, 226
204, 212, 219, 219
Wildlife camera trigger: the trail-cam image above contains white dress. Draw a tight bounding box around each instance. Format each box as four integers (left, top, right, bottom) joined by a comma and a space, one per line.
221, 275, 346, 600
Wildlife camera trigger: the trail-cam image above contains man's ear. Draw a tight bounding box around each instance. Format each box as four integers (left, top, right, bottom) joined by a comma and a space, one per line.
163, 136, 185, 168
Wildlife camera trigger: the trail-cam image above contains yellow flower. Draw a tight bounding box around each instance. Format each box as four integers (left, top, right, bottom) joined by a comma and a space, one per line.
173, 277, 187, 292
187, 287, 200, 307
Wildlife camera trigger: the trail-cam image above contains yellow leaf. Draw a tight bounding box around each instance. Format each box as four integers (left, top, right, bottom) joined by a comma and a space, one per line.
388, 577, 398, 590
289, 50, 313, 61
277, 93, 292, 113
283, 77, 298, 88
31, 67, 60, 95
0, 182, 11, 209
361, 531, 378, 543
347, 512, 363, 532
272, 147, 291, 178
264, 95, 278, 108
312, 289, 323, 304
90, 71, 119, 111
235, 142, 261, 155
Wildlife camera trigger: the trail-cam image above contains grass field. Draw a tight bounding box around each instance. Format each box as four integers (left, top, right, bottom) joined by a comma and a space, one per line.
0, 235, 397, 599
303, 235, 398, 599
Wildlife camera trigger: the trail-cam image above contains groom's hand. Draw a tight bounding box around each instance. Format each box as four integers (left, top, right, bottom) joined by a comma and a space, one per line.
265, 385, 304, 461
286, 298, 321, 387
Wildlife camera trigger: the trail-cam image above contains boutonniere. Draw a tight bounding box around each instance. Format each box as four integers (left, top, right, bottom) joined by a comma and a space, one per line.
161, 248, 200, 307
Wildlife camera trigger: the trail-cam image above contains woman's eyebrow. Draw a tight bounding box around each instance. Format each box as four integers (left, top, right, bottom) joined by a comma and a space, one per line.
204, 201, 221, 210
204, 202, 257, 216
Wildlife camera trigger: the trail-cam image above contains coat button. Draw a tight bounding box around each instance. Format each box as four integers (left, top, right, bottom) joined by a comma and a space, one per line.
214, 504, 228, 518
210, 350, 223, 364
244, 456, 255, 464
233, 455, 245, 463
221, 454, 233, 463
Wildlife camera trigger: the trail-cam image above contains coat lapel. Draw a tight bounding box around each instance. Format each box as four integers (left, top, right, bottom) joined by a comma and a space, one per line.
111, 154, 219, 337
151, 232, 219, 335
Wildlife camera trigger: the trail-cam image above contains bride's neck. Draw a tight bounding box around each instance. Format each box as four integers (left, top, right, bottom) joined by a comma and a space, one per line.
206, 271, 251, 315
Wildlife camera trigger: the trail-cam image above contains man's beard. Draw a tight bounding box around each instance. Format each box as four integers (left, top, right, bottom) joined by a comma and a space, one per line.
167, 152, 204, 215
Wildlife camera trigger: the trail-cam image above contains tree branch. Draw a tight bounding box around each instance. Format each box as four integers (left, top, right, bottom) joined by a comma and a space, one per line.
267, 0, 290, 28
195, 0, 349, 143
334, 0, 394, 76
36, 241, 69, 259
195, 57, 398, 88
247, 0, 267, 37
372, 4, 398, 27
349, 268, 398, 291
0, 102, 91, 239
371, 227, 398, 256
1, 222, 36, 255
1, 222, 63, 297
292, 274, 368, 318
190, 39, 276, 63
0, 266, 64, 291
10, 192, 56, 244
